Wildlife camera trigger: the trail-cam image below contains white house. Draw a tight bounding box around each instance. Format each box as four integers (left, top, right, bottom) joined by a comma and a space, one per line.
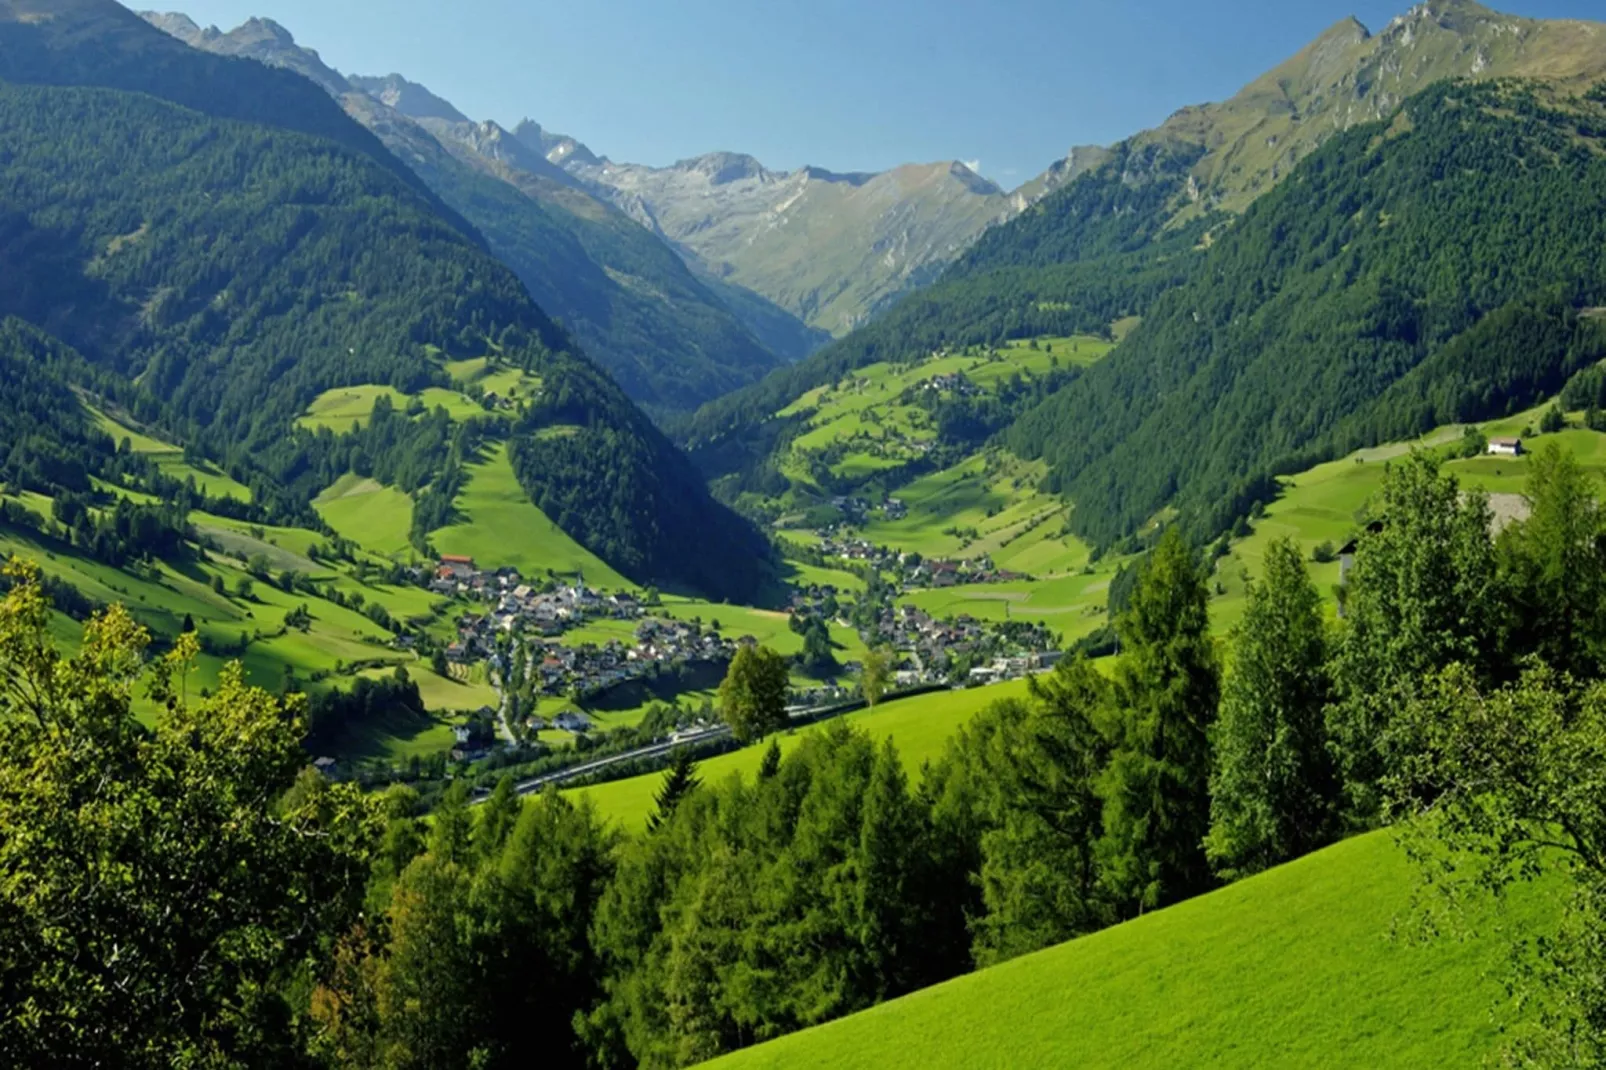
1487, 437, 1524, 457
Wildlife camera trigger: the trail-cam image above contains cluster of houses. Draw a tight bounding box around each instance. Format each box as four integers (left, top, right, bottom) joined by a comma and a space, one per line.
812, 536, 1026, 591
433, 557, 645, 661
918, 372, 981, 397
876, 605, 1060, 687
521, 619, 736, 704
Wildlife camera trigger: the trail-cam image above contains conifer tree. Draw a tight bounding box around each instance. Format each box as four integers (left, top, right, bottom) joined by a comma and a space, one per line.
1098, 528, 1221, 913
647, 749, 703, 833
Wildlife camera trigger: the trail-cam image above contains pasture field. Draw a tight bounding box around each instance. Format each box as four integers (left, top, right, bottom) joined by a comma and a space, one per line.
429, 443, 632, 589
1208, 403, 1606, 633
705, 829, 1554, 1070
314, 474, 415, 557
776, 335, 1114, 490
571, 677, 1033, 830
89, 405, 252, 501
295, 385, 408, 433
860, 450, 1087, 575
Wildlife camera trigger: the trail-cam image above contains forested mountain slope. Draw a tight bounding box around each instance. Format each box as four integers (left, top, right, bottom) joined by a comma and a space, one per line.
682, 2, 1606, 547
1008, 81, 1606, 544
142, 12, 800, 413
0, 0, 771, 600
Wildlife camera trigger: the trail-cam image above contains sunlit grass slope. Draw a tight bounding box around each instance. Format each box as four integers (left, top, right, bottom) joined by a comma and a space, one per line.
705, 829, 1553, 1070
571, 678, 1032, 830
429, 442, 631, 588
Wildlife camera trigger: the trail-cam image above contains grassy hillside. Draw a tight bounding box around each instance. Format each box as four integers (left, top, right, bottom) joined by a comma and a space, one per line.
703, 828, 1554, 1070
0, 1, 774, 603
429, 443, 631, 589
312, 474, 415, 557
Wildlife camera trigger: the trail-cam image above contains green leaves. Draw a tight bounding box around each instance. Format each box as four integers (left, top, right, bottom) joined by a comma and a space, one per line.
717, 645, 790, 745
1206, 538, 1338, 879
0, 563, 379, 1066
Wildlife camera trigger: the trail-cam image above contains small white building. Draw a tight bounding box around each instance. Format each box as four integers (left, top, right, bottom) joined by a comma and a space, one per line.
1487, 437, 1524, 457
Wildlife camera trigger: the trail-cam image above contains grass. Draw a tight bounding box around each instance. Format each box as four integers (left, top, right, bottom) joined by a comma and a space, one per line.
704, 829, 1555, 1070
89, 405, 251, 501
775, 336, 1113, 489
571, 678, 1032, 830
1208, 404, 1606, 633
295, 385, 408, 433
430, 443, 632, 588
314, 474, 415, 557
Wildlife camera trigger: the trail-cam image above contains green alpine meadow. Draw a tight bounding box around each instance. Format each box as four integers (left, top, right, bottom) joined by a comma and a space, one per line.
3, 0, 1606, 1065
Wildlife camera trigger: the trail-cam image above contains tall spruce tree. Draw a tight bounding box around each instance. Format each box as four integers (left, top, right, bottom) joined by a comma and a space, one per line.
972, 658, 1115, 964
648, 749, 703, 833
1206, 538, 1338, 879
1097, 527, 1221, 914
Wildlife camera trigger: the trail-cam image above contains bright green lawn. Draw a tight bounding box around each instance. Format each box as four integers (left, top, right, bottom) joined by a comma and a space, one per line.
1208, 405, 1606, 633
430, 443, 632, 588
705, 829, 1554, 1070
571, 678, 1032, 830
314, 474, 415, 557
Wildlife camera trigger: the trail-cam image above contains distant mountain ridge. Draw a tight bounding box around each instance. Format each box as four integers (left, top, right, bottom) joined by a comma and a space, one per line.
682, 0, 1606, 557
545, 141, 1024, 336
144, 10, 818, 411
4, 0, 772, 599
1025, 0, 1606, 210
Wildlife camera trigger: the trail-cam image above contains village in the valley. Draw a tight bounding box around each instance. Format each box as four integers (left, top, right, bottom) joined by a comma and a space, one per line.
412, 545, 1062, 761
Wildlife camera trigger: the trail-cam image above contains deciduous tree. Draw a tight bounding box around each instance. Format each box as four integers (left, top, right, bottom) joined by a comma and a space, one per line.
1206, 538, 1338, 879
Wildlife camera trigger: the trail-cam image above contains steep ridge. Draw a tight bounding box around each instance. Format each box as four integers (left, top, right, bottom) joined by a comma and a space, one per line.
1027, 0, 1606, 210
2, 0, 772, 600
144, 12, 801, 412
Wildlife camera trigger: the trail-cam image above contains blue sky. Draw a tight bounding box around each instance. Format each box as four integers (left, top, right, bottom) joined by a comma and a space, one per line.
162, 0, 1601, 184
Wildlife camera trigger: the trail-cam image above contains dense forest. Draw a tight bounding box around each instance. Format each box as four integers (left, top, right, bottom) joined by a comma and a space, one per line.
4, 448, 1603, 1065
0, 0, 773, 601
681, 79, 1606, 553
1006, 81, 1606, 545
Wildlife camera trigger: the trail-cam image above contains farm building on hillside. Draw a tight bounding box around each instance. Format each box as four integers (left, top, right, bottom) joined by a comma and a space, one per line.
1487, 437, 1524, 457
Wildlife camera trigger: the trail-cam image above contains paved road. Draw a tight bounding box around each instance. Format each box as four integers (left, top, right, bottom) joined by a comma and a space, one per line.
502, 724, 732, 798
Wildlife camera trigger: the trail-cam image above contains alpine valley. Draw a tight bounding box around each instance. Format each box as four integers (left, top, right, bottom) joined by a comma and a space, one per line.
5, 1, 1606, 1068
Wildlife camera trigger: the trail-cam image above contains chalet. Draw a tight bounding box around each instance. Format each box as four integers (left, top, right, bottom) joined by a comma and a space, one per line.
553, 711, 593, 733
1487, 437, 1524, 457
312, 756, 338, 776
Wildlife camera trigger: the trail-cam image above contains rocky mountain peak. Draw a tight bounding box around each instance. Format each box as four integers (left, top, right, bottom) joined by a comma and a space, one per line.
348, 72, 467, 124
512, 119, 601, 168
140, 11, 348, 94
676, 151, 770, 185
